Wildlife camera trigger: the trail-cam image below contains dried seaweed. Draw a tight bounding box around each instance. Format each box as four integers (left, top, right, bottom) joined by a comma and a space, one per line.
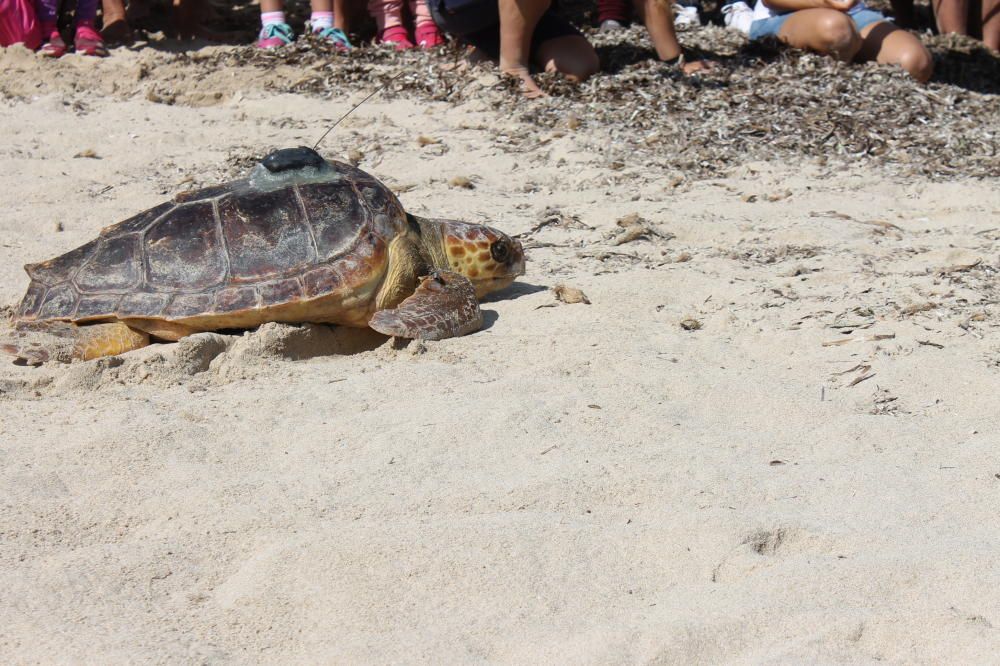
4, 3, 997, 182
552, 284, 591, 304
177, 18, 999, 181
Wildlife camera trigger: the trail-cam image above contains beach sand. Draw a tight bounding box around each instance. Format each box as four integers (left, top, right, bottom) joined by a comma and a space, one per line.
1, 39, 999, 663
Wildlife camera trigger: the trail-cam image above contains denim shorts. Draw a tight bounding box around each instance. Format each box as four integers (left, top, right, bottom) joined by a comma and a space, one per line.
748, 8, 886, 40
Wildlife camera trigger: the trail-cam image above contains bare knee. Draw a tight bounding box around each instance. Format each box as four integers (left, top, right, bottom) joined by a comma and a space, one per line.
815, 13, 862, 60
541, 39, 600, 82
896, 45, 934, 82
558, 50, 600, 82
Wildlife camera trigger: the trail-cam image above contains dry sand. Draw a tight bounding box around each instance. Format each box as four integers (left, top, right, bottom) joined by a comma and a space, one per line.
1, 38, 999, 663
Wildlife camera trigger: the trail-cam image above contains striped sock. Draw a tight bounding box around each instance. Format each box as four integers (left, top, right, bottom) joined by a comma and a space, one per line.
310, 11, 334, 30
261, 10, 285, 27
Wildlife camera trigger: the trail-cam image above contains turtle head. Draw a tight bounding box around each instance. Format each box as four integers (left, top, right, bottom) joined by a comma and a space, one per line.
413, 216, 525, 298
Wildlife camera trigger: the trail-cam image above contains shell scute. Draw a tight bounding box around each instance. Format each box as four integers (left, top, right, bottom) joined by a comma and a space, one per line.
16, 283, 47, 319
118, 292, 171, 318
38, 284, 79, 319
76, 294, 122, 320
146, 201, 226, 291
165, 293, 214, 318
357, 179, 392, 213
76, 235, 142, 293
301, 266, 345, 298
258, 278, 302, 306
25, 239, 98, 286
297, 181, 367, 260
357, 180, 406, 239
214, 286, 259, 313
104, 201, 174, 236
322, 253, 374, 293
219, 188, 316, 281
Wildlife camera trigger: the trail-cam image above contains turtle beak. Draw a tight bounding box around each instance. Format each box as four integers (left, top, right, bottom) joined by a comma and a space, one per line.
507, 238, 526, 277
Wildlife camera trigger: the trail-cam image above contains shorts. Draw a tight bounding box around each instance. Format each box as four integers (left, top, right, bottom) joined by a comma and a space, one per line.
428, 0, 582, 61
748, 8, 887, 40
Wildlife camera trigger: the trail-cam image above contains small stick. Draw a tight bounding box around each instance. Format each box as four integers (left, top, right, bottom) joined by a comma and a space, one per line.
312, 71, 405, 152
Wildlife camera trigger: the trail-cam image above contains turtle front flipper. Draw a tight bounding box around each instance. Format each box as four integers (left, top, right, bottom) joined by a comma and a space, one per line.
369, 271, 483, 340
1, 321, 150, 365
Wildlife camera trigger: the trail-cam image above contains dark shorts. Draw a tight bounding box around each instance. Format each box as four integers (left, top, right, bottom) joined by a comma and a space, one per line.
429, 0, 583, 61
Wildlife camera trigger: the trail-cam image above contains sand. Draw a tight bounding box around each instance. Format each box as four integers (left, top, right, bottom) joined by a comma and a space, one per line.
1, 39, 999, 663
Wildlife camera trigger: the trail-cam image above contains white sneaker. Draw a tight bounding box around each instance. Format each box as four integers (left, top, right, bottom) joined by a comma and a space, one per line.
673, 4, 701, 28
722, 1, 754, 35
599, 19, 625, 32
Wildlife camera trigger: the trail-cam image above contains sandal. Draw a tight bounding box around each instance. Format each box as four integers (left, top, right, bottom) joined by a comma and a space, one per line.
74, 23, 108, 56
39, 23, 67, 58
256, 22, 294, 49
414, 21, 444, 48
313, 26, 352, 51
379, 25, 413, 50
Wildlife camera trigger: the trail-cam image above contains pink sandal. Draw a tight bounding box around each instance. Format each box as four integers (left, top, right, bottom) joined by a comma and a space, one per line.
414, 21, 444, 48
379, 25, 413, 50
39, 22, 66, 57
74, 23, 108, 56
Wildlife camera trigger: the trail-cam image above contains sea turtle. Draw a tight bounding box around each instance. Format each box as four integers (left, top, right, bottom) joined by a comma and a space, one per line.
3, 147, 525, 365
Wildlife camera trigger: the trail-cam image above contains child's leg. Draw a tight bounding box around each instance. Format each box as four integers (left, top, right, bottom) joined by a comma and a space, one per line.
410, 0, 432, 25
932, 0, 969, 35
632, 0, 683, 60
410, 0, 444, 46
35, 0, 67, 55
310, 0, 352, 47
34, 0, 58, 25
310, 0, 333, 28
368, 0, 413, 47
776, 9, 862, 61
74, 0, 109, 56
530, 9, 601, 83
310, 0, 335, 31
535, 35, 601, 82
599, 0, 630, 25
982, 0, 999, 50
857, 20, 934, 80
101, 0, 132, 43
368, 0, 404, 32
75, 0, 99, 26
260, 0, 287, 27
258, 0, 294, 47
333, 0, 350, 30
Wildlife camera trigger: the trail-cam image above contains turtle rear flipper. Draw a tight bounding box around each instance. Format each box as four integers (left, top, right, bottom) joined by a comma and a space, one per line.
2, 321, 149, 365
369, 271, 483, 340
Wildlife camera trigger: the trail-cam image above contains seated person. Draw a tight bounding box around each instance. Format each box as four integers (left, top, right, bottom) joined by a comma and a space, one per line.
429, 0, 601, 96
932, 0, 998, 51
747, 0, 934, 82
429, 0, 709, 96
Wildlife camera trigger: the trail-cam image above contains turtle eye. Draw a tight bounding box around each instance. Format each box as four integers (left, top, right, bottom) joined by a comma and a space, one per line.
490, 239, 510, 263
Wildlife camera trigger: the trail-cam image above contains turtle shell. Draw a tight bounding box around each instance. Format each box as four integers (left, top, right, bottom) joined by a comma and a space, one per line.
16, 149, 408, 329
